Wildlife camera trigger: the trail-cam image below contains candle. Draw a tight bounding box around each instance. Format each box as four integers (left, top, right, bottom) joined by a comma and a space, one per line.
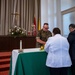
20, 40, 22, 50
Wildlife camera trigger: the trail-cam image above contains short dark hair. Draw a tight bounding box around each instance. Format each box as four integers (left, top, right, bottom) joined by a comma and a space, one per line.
44, 23, 48, 25
69, 24, 75, 28
53, 28, 61, 35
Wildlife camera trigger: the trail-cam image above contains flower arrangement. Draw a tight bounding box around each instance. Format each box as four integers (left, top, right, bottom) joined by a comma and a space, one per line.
8, 26, 26, 37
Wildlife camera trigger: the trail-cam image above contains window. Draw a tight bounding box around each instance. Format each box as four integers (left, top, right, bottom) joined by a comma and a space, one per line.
62, 11, 75, 37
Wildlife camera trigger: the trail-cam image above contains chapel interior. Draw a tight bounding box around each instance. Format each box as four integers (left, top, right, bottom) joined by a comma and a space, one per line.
0, 0, 75, 75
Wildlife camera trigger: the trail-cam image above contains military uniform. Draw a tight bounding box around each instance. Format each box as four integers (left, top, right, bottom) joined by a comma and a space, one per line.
36, 29, 52, 47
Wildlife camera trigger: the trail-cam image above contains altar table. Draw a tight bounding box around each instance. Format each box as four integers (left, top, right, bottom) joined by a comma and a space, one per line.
9, 48, 50, 75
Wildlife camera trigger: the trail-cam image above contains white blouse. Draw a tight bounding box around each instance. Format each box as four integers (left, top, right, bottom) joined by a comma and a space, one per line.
45, 34, 72, 68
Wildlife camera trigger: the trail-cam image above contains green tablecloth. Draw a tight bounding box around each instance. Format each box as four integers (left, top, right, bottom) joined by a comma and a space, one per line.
9, 51, 72, 75
10, 51, 50, 75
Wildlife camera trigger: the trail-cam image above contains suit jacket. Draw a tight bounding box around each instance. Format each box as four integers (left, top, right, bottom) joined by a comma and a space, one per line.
67, 30, 75, 60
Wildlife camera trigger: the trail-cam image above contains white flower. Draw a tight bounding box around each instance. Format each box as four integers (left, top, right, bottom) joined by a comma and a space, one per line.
14, 25, 17, 28
8, 26, 26, 36
12, 32, 14, 34
31, 25, 35, 27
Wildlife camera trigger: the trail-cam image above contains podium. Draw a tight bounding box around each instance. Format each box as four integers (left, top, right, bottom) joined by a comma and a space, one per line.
0, 36, 36, 52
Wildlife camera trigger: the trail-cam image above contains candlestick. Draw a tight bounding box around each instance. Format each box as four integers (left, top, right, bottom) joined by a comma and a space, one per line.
19, 40, 23, 52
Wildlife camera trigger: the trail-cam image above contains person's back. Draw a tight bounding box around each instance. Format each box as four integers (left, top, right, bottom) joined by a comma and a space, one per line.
45, 34, 71, 67
45, 28, 71, 75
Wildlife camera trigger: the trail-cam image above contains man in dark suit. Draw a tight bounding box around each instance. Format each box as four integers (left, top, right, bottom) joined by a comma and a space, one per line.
67, 24, 75, 75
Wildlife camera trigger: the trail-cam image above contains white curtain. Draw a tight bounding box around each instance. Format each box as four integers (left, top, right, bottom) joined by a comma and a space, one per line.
0, 0, 40, 35
41, 0, 62, 32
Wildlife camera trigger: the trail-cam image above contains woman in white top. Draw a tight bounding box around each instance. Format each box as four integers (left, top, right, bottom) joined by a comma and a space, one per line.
45, 28, 72, 75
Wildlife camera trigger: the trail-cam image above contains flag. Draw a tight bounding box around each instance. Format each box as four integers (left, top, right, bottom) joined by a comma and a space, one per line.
38, 19, 41, 30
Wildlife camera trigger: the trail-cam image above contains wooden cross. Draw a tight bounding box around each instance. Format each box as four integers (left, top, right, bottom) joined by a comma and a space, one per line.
11, 12, 20, 26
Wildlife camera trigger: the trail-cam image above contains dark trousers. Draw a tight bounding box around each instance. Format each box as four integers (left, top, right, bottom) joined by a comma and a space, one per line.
71, 60, 75, 75
49, 67, 68, 75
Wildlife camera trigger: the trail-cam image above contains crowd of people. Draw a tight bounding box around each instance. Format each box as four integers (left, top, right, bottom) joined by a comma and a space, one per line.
36, 23, 75, 75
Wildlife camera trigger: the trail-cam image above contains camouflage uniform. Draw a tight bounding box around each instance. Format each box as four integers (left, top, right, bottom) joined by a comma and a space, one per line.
36, 29, 52, 47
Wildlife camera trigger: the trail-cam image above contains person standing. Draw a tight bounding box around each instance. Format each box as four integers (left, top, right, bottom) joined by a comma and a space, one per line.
45, 28, 72, 75
67, 24, 75, 75
36, 23, 52, 47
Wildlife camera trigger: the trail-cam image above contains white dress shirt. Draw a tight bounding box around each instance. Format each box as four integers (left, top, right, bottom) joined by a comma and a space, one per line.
45, 34, 72, 68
